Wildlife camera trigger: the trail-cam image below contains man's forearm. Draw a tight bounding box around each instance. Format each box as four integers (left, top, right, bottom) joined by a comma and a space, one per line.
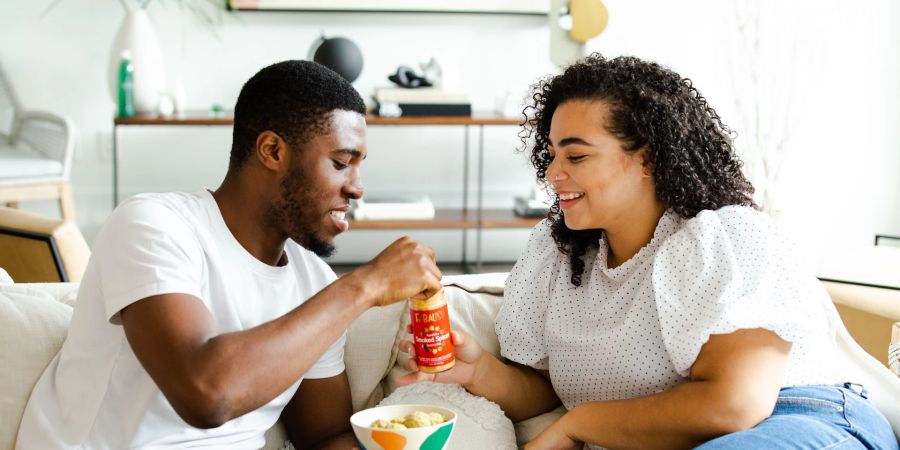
183, 273, 372, 422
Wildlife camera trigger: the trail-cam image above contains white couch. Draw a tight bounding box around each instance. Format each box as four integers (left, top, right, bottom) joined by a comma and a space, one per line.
2, 274, 899, 449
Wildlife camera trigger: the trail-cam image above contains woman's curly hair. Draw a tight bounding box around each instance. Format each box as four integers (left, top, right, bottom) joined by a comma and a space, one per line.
520, 54, 756, 286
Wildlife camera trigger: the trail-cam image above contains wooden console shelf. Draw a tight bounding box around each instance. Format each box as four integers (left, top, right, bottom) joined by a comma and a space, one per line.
113, 111, 531, 270
350, 209, 541, 229
114, 111, 521, 126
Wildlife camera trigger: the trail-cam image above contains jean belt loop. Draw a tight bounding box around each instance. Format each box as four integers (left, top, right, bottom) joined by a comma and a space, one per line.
843, 382, 868, 399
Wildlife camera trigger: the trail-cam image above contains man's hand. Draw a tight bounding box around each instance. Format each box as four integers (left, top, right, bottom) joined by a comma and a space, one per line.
394, 329, 484, 387
352, 236, 442, 307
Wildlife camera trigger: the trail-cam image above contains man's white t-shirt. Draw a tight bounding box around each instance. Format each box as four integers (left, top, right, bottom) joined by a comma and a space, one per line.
16, 190, 346, 449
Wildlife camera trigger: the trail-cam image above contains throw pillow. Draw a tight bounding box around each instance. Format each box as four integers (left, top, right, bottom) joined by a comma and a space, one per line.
0, 284, 73, 449
345, 301, 408, 411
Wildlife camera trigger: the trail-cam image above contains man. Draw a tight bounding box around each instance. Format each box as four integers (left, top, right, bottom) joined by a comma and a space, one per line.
16, 60, 442, 449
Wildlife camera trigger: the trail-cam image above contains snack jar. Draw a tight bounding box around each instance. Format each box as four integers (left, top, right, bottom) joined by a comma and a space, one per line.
409, 288, 456, 373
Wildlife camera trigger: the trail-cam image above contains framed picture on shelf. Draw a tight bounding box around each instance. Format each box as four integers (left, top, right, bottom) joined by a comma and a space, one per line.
227, 0, 548, 15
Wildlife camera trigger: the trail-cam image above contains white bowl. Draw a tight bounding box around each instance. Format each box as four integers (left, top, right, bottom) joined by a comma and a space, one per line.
350, 404, 457, 450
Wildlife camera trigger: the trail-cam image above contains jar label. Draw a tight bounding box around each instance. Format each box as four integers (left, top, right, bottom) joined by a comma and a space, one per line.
410, 304, 455, 368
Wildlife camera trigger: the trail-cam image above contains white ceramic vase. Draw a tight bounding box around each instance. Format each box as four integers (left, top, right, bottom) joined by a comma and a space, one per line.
108, 9, 166, 114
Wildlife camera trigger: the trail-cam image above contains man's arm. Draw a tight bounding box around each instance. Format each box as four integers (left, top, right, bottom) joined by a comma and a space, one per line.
121, 236, 441, 429
527, 328, 791, 450
281, 372, 357, 450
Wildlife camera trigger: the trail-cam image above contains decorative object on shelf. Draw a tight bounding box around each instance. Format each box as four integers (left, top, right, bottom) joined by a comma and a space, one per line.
208, 103, 226, 118
43, 0, 232, 115
108, 8, 166, 114
116, 50, 136, 118
419, 56, 443, 87
351, 195, 435, 221
388, 57, 443, 89
172, 77, 187, 116
373, 87, 471, 117
156, 95, 175, 118
227, 0, 548, 14
309, 34, 364, 82
388, 65, 432, 89
493, 90, 523, 118
549, 0, 608, 67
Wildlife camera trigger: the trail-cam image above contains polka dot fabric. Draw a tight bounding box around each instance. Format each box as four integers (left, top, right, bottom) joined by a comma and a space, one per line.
496, 206, 841, 418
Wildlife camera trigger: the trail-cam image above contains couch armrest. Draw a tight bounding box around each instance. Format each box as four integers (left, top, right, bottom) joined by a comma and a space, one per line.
823, 281, 900, 367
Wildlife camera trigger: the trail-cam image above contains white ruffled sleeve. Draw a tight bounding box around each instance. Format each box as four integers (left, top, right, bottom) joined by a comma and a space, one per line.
495, 219, 561, 370
652, 206, 831, 377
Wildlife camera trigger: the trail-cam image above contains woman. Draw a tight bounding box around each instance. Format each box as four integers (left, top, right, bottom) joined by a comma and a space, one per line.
399, 54, 897, 449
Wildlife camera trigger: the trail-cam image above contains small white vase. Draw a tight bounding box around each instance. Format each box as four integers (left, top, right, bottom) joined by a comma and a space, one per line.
108, 9, 166, 114
173, 77, 187, 116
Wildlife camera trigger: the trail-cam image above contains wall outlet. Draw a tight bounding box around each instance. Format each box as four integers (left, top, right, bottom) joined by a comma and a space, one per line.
95, 130, 113, 161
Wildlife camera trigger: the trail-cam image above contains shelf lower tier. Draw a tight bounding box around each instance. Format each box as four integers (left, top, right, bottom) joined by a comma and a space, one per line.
348, 208, 542, 229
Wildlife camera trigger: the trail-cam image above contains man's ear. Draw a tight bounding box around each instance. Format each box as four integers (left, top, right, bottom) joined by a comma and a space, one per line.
254, 131, 290, 172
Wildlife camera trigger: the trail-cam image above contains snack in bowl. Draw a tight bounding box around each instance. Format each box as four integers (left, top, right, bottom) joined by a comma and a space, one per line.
370, 411, 447, 429
350, 404, 456, 450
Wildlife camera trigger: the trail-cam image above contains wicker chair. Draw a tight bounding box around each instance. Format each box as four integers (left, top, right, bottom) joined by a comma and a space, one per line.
0, 63, 76, 221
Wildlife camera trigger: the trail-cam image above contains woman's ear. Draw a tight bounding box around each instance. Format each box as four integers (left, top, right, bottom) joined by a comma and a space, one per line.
636, 148, 654, 177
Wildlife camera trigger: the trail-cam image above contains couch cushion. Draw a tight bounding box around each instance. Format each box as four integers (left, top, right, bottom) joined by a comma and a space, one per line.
0, 143, 63, 180
0, 284, 73, 450
345, 301, 408, 412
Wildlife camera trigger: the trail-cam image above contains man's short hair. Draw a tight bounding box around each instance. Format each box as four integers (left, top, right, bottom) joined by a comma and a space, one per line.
230, 60, 366, 170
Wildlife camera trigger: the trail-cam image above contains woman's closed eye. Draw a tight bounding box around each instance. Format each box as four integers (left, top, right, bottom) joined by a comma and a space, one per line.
332, 159, 350, 170
567, 155, 586, 162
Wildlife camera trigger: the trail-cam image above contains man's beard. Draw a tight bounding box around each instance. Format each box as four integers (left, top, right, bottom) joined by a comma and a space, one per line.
267, 164, 336, 258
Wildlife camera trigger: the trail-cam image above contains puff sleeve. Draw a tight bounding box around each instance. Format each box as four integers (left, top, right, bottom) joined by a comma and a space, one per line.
495, 220, 562, 370
651, 206, 833, 377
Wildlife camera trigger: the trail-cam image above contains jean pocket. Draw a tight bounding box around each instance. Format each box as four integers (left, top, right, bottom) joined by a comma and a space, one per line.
775, 396, 845, 412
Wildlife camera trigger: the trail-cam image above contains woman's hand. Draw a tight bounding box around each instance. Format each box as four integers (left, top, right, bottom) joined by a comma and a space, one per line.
525, 415, 580, 450
394, 328, 485, 388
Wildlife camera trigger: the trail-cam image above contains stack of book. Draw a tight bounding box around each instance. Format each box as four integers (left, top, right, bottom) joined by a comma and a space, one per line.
373, 87, 471, 117
351, 195, 436, 221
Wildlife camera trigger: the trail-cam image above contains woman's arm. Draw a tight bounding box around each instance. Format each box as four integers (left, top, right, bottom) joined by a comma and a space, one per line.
527, 328, 791, 450
468, 355, 561, 422
398, 330, 561, 421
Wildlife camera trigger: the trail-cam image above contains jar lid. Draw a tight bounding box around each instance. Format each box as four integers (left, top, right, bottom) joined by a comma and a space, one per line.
409, 287, 446, 310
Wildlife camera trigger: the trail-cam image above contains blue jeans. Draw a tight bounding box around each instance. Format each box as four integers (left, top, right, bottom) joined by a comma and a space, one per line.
696, 384, 898, 450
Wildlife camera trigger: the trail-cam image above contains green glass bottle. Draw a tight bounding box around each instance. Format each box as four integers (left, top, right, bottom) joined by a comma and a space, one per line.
117, 50, 135, 118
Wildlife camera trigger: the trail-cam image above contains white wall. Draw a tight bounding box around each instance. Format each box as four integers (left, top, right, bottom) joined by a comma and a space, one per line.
2, 0, 898, 265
